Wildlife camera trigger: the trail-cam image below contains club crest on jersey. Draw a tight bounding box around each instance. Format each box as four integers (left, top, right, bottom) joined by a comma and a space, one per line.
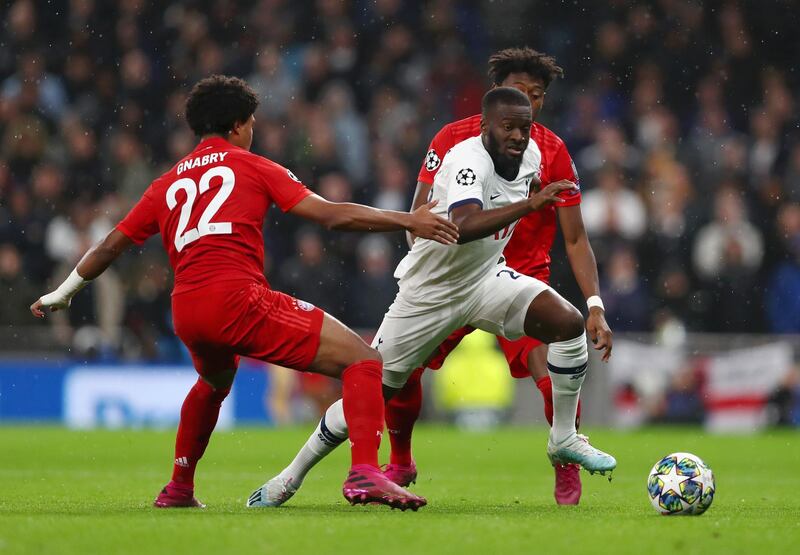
294, 299, 314, 312
287, 169, 301, 182
456, 168, 477, 187
424, 149, 441, 171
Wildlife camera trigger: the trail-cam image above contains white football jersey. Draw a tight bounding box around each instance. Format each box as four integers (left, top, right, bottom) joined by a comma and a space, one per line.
395, 135, 542, 305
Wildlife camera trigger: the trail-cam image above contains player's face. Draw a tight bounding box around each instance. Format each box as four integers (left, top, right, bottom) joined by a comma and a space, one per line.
229, 114, 255, 150
499, 73, 546, 121
482, 103, 532, 165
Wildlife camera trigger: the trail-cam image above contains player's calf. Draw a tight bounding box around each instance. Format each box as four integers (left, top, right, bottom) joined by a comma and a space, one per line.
385, 367, 424, 468
534, 374, 582, 429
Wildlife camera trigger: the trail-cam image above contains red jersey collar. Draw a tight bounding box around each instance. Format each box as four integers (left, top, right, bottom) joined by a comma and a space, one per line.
195, 136, 238, 151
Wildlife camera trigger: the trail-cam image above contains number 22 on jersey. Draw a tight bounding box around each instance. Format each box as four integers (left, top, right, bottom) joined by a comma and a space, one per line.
166, 166, 235, 251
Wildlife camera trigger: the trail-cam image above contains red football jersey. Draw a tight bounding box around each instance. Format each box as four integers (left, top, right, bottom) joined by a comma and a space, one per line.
117, 137, 311, 294
417, 115, 580, 281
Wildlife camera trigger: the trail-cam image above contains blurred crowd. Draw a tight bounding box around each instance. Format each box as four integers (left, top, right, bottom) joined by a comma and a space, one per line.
1, 0, 799, 361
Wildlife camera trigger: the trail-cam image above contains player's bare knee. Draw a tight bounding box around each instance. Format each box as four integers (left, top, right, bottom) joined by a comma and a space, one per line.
363, 345, 382, 364
560, 305, 584, 341
341, 341, 380, 369
524, 297, 582, 343
547, 300, 583, 342
340, 322, 380, 364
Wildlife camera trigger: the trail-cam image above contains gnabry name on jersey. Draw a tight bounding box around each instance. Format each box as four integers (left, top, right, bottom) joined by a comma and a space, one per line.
177, 151, 230, 175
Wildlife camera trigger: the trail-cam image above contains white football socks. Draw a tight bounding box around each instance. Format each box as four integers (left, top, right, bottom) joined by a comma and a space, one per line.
279, 398, 349, 483
547, 332, 588, 445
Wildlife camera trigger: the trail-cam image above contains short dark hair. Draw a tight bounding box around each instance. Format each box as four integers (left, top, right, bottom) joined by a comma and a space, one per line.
185, 75, 259, 137
481, 87, 531, 115
487, 47, 564, 88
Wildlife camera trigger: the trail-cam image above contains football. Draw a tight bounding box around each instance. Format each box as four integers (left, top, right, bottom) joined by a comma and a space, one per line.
647, 452, 715, 515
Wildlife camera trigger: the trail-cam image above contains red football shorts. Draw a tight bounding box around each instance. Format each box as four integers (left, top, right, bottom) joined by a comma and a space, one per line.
172, 280, 324, 378
424, 326, 542, 379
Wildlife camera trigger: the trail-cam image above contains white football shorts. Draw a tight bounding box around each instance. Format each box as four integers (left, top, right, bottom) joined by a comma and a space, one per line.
373, 265, 551, 389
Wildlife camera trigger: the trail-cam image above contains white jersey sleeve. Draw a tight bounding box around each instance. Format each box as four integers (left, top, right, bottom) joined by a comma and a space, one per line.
444, 143, 493, 213
394, 135, 538, 307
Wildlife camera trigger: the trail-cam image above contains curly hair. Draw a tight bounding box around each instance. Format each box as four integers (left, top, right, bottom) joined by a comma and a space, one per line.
487, 47, 564, 89
185, 75, 259, 137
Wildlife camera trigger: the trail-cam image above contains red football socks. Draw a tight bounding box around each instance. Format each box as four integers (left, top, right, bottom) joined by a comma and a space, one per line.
171, 378, 231, 487
536, 375, 581, 429
535, 375, 555, 426
386, 367, 424, 466
341, 359, 384, 469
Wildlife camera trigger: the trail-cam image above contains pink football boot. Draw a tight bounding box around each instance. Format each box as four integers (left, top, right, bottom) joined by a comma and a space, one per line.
153, 481, 206, 508
343, 464, 426, 511
382, 460, 418, 487
553, 463, 582, 505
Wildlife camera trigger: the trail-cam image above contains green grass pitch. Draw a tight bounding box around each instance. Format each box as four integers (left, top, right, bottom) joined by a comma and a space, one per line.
1, 425, 798, 555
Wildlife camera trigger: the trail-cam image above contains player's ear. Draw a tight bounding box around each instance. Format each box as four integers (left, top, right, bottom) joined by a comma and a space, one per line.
231, 116, 251, 136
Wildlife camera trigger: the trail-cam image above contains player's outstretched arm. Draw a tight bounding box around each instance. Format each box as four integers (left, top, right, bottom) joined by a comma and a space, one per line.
288, 193, 459, 245
30, 229, 134, 318
558, 205, 613, 361
452, 180, 577, 244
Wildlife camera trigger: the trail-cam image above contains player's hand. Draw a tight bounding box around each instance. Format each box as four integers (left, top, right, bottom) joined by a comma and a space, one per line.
408, 199, 459, 245
528, 180, 577, 211
30, 292, 71, 318
586, 307, 613, 362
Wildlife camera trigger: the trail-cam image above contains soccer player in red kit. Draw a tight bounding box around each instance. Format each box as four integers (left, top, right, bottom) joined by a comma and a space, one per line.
386, 48, 613, 504
30, 75, 459, 511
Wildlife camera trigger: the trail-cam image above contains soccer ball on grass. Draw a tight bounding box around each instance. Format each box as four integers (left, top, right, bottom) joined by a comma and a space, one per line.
647, 452, 715, 515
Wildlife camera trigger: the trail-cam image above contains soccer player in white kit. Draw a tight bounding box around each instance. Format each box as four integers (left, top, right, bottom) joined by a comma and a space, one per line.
247, 87, 616, 508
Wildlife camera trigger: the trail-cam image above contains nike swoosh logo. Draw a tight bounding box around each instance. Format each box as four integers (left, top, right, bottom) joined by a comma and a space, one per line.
490, 194, 501, 200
